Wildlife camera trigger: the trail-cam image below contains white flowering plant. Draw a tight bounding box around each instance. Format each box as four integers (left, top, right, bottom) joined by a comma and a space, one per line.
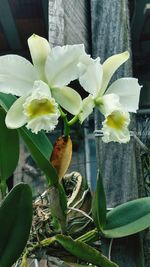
0, 34, 150, 267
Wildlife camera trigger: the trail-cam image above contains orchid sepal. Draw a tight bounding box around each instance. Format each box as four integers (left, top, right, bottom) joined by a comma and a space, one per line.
28, 34, 51, 81
99, 51, 130, 96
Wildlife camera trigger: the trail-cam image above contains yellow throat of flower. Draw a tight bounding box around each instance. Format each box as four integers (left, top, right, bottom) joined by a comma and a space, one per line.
107, 111, 126, 130
26, 98, 55, 118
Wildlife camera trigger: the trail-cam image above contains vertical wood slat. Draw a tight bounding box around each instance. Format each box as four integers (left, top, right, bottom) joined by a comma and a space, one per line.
63, 0, 91, 53
48, 0, 64, 46
91, 0, 145, 266
48, 0, 91, 53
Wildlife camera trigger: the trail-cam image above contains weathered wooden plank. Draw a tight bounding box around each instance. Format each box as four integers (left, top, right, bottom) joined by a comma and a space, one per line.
91, 0, 146, 266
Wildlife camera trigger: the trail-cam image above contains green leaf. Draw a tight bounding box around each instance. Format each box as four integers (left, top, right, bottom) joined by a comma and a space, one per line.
103, 197, 150, 238
0, 108, 19, 181
19, 127, 58, 186
21, 129, 53, 161
0, 93, 67, 227
0, 92, 16, 111
64, 263, 96, 267
55, 234, 118, 267
0, 92, 58, 186
0, 183, 33, 267
92, 170, 107, 230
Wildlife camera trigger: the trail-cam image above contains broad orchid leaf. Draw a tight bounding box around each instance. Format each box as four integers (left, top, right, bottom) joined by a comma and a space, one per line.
0, 93, 67, 225
103, 197, 150, 238
64, 263, 96, 267
55, 234, 118, 267
19, 128, 58, 186
92, 170, 107, 230
0, 108, 19, 181
0, 183, 32, 267
0, 92, 16, 111
17, 133, 67, 232
50, 135, 72, 180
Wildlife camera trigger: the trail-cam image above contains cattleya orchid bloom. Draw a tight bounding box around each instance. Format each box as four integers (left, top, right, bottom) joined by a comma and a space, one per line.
5, 81, 60, 134
28, 34, 83, 116
0, 34, 85, 133
0, 34, 141, 143
78, 51, 141, 143
102, 108, 130, 143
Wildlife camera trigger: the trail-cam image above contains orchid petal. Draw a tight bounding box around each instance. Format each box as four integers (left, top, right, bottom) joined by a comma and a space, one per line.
100, 51, 129, 95
26, 113, 59, 134
96, 93, 121, 116
28, 34, 51, 80
52, 86, 82, 115
23, 80, 60, 134
0, 55, 38, 96
5, 95, 28, 129
106, 78, 141, 113
45, 44, 85, 87
78, 95, 95, 123
23, 80, 54, 119
79, 57, 103, 96
27, 80, 52, 99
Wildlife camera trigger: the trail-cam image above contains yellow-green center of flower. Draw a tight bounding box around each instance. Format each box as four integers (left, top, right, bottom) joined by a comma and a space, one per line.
94, 97, 103, 106
26, 98, 55, 118
107, 111, 126, 130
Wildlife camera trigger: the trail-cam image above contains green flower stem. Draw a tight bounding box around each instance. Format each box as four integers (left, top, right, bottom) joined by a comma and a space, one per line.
58, 107, 79, 134
68, 115, 79, 126
59, 106, 70, 136
64, 118, 70, 137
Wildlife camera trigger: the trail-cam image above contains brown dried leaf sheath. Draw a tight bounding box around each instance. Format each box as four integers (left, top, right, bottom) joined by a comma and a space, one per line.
50, 136, 72, 180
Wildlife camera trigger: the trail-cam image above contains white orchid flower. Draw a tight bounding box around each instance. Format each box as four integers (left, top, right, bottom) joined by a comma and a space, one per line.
94, 93, 131, 143
78, 51, 141, 143
5, 80, 60, 134
79, 51, 141, 115
102, 108, 130, 143
0, 34, 88, 132
99, 94, 130, 143
28, 34, 84, 115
